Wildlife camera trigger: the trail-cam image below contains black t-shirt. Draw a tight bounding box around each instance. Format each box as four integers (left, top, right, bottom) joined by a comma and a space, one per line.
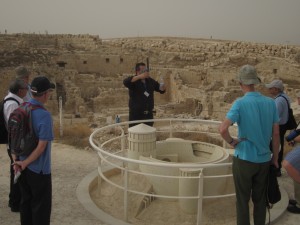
123, 76, 165, 113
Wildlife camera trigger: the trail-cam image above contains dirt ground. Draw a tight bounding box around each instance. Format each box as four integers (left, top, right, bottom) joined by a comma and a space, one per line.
0, 142, 108, 225
0, 142, 299, 225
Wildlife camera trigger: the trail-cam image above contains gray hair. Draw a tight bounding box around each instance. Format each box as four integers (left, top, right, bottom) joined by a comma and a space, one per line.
9, 79, 27, 94
15, 66, 30, 79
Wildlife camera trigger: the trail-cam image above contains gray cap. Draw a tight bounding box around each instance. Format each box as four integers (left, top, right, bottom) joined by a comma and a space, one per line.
15, 66, 30, 79
237, 65, 261, 85
265, 79, 284, 91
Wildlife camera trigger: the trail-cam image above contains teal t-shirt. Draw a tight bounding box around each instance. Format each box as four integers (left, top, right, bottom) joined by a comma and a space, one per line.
226, 92, 279, 163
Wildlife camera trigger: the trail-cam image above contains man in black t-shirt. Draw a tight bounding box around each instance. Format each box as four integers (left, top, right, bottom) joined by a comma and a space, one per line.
123, 62, 166, 127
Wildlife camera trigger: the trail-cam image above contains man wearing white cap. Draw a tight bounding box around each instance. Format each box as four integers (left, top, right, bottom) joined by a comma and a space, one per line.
266, 79, 292, 176
219, 65, 280, 225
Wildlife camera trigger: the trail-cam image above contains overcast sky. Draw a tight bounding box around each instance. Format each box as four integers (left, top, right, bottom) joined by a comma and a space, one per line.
1, 0, 299, 45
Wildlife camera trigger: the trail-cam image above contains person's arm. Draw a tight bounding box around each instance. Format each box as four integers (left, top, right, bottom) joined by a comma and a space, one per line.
293, 134, 300, 143
11, 153, 21, 174
123, 72, 148, 88
219, 118, 238, 147
131, 71, 149, 82
13, 140, 48, 171
271, 123, 280, 168
153, 79, 166, 93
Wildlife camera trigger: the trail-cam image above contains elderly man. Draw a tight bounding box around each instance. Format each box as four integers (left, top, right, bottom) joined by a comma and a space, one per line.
219, 65, 280, 225
3, 79, 28, 212
15, 66, 32, 101
266, 79, 292, 176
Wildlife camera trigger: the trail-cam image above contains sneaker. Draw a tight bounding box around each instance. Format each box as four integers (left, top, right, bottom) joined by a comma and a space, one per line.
276, 170, 282, 177
287, 204, 300, 214
289, 199, 297, 206
10, 206, 20, 213
8, 202, 20, 213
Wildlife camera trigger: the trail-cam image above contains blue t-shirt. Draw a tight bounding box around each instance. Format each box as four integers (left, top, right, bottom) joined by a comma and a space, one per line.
226, 92, 279, 163
20, 99, 54, 174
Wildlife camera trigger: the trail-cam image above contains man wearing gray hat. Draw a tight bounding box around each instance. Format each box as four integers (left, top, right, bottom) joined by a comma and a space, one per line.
266, 79, 292, 176
15, 66, 32, 101
219, 65, 280, 225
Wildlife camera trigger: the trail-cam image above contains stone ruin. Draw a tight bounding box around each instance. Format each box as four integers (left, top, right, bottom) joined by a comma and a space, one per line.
0, 33, 300, 128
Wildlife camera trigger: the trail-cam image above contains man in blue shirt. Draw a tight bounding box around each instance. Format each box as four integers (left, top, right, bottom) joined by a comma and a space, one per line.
219, 65, 280, 225
13, 76, 55, 225
266, 79, 292, 176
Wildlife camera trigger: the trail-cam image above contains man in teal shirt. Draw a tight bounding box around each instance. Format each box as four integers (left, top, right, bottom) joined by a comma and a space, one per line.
219, 65, 280, 225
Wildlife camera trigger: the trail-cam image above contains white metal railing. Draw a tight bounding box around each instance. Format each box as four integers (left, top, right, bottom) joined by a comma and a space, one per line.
89, 118, 236, 225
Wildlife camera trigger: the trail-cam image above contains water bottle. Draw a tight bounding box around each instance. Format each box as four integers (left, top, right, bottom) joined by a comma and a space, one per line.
159, 75, 164, 89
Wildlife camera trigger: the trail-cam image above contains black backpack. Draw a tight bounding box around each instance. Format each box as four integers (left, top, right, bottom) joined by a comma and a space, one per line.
8, 102, 43, 156
279, 95, 297, 130
0, 97, 19, 144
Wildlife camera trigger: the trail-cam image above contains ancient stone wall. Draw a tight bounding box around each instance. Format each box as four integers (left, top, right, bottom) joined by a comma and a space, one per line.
0, 33, 101, 51
1, 34, 300, 124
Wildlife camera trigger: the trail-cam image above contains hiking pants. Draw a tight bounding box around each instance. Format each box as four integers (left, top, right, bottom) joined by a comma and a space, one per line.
19, 168, 52, 225
232, 157, 269, 225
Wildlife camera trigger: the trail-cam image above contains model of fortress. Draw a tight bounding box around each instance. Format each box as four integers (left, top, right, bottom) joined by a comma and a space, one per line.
0, 33, 300, 125
127, 123, 233, 214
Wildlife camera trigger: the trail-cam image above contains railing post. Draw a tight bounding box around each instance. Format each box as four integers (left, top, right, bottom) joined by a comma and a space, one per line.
124, 165, 129, 221
222, 139, 227, 148
197, 169, 204, 225
169, 119, 173, 138
121, 131, 126, 176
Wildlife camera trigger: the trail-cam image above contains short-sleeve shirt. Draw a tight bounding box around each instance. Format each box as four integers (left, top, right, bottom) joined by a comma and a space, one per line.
226, 92, 279, 163
275, 93, 290, 125
19, 98, 54, 174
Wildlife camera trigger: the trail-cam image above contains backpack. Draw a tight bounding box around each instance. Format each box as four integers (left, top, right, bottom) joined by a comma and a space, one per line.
0, 97, 20, 144
8, 102, 43, 156
279, 95, 297, 130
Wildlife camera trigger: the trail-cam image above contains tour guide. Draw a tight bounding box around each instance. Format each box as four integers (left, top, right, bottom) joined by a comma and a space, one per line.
123, 62, 166, 127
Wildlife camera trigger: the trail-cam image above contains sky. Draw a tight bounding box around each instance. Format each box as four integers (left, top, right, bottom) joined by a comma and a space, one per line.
1, 0, 300, 45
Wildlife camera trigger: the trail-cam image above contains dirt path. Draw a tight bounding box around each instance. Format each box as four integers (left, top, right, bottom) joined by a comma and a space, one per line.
1, 142, 299, 225
0, 143, 107, 225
